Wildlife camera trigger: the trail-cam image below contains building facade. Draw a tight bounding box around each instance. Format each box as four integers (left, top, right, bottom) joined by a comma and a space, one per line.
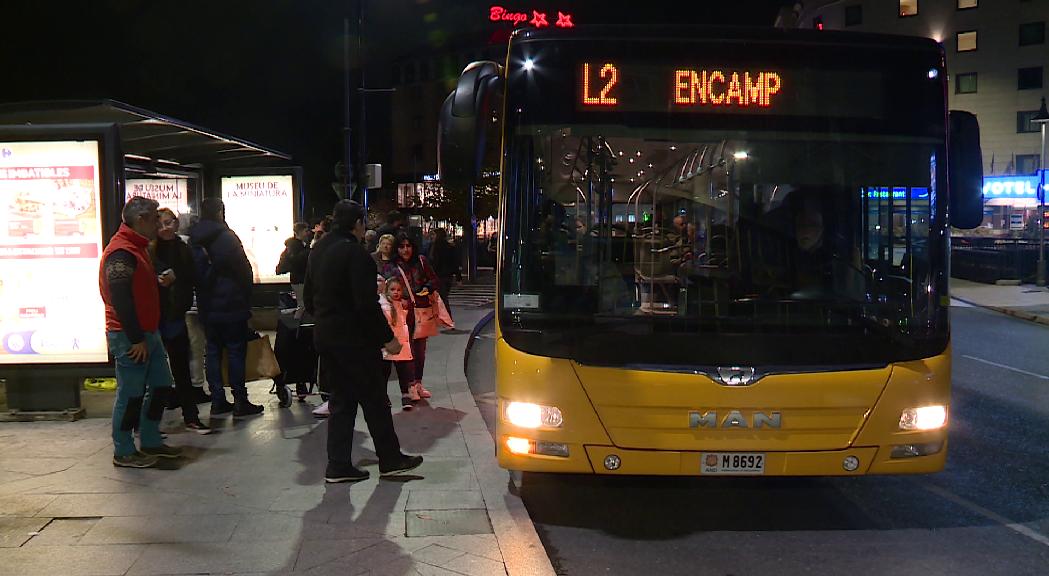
804, 0, 1047, 176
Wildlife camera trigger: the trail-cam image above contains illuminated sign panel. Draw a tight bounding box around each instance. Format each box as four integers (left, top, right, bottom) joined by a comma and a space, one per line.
489, 6, 574, 28
672, 70, 782, 108
575, 61, 883, 118
865, 187, 930, 200
126, 178, 189, 216
981, 172, 1048, 199
0, 140, 107, 364
220, 175, 294, 284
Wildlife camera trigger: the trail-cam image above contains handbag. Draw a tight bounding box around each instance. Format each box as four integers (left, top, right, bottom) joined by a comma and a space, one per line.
397, 265, 440, 339
434, 292, 455, 329
222, 333, 281, 385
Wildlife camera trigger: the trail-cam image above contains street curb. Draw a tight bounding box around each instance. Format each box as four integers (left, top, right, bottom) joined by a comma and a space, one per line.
952, 295, 1049, 326
443, 311, 556, 576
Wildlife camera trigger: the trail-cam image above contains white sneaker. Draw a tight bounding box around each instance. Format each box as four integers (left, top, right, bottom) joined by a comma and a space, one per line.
407, 384, 421, 402
312, 401, 330, 418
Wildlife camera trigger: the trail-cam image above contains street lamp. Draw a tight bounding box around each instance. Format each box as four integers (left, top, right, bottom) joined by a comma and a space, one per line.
1033, 97, 1049, 286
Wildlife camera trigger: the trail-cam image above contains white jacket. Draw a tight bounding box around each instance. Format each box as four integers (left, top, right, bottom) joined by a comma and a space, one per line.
380, 294, 413, 362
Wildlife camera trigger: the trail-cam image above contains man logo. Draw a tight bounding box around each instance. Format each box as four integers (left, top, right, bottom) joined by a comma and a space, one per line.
716, 366, 759, 386
689, 410, 782, 429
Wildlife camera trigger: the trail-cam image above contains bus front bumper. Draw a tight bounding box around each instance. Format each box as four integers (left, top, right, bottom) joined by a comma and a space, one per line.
498, 440, 947, 476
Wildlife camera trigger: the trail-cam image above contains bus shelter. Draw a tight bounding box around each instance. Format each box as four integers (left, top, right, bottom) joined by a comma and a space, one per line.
0, 100, 300, 416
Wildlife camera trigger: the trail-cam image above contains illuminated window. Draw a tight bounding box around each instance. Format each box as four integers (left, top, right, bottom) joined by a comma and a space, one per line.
955, 72, 977, 94
1018, 67, 1043, 90
899, 0, 918, 17
845, 5, 863, 27
1019, 22, 1045, 46
1017, 154, 1041, 174
957, 31, 977, 52
957, 0, 977, 9
1017, 110, 1042, 133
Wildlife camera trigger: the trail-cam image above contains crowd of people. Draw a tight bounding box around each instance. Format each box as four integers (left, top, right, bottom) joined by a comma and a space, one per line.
100, 198, 459, 482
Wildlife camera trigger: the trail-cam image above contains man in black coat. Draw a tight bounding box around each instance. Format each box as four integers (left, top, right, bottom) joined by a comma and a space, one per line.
304, 200, 423, 482
277, 221, 311, 315
188, 198, 264, 418
368, 210, 406, 252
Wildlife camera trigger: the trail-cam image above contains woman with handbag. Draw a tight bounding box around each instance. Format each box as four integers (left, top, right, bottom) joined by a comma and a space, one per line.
392, 232, 440, 401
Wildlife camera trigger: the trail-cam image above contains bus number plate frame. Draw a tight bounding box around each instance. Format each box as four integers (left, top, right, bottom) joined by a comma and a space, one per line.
700, 452, 766, 475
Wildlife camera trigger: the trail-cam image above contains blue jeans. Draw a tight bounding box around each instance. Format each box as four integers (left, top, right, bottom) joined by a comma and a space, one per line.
107, 331, 173, 457
204, 320, 249, 406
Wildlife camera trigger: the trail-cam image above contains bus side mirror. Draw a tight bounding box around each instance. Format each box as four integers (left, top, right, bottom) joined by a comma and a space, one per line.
438, 61, 504, 191
948, 110, 984, 230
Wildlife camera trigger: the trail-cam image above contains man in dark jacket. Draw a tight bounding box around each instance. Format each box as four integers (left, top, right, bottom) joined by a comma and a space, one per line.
304, 200, 423, 482
188, 198, 264, 418
153, 208, 210, 434
276, 221, 310, 314
368, 210, 405, 252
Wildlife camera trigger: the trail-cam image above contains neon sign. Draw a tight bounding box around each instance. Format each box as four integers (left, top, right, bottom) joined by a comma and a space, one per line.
982, 172, 1049, 199
864, 187, 930, 200
489, 6, 574, 28
674, 70, 782, 108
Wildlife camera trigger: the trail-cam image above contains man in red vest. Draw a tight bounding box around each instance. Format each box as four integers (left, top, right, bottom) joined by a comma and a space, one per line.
99, 196, 183, 468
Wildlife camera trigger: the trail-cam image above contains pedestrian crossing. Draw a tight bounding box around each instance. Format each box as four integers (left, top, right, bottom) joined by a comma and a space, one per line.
448, 282, 496, 308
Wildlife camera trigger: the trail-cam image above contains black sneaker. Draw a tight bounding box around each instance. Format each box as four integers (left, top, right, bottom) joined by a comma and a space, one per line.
233, 401, 265, 418
211, 400, 235, 416
141, 444, 182, 459
113, 451, 158, 468
401, 396, 413, 411
192, 388, 212, 405
325, 463, 369, 483
379, 454, 424, 477
185, 420, 213, 435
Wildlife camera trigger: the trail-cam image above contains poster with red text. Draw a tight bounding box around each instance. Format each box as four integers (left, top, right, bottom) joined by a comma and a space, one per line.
0, 140, 107, 364
221, 175, 294, 284
126, 178, 189, 216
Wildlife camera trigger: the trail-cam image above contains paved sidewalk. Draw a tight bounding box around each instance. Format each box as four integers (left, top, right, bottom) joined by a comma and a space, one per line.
0, 308, 554, 576
951, 277, 1049, 325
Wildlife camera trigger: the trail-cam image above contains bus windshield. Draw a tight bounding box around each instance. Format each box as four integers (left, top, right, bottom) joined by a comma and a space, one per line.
501, 126, 947, 367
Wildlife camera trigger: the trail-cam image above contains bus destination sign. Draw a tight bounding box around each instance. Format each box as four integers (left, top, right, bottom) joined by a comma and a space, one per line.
581, 61, 783, 110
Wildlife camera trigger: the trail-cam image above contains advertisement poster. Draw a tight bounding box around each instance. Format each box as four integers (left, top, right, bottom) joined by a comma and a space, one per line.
0, 140, 108, 364
126, 178, 189, 216
220, 175, 293, 284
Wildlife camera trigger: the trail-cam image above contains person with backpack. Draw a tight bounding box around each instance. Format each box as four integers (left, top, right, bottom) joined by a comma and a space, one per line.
188, 198, 264, 418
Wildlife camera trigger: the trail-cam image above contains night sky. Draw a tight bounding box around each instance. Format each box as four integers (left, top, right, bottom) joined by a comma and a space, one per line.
3, 0, 791, 216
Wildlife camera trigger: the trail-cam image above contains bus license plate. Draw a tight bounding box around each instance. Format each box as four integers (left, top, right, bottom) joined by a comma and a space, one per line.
700, 453, 765, 475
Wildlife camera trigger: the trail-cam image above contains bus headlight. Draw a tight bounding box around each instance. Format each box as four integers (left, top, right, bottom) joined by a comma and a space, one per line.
505, 401, 563, 428
899, 405, 947, 430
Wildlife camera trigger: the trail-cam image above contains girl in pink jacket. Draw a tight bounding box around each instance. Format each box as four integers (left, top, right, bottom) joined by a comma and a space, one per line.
380, 276, 416, 410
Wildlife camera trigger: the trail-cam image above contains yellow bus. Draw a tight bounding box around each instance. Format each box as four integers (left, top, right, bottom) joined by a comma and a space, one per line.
439, 27, 984, 476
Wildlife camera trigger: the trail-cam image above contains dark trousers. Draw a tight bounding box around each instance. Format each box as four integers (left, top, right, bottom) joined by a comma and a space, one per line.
162, 328, 200, 423
411, 337, 428, 381
383, 360, 416, 394
204, 320, 249, 406
437, 276, 454, 310
322, 347, 402, 466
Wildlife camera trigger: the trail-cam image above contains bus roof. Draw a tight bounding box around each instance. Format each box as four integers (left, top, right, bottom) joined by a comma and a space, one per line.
510, 25, 942, 55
